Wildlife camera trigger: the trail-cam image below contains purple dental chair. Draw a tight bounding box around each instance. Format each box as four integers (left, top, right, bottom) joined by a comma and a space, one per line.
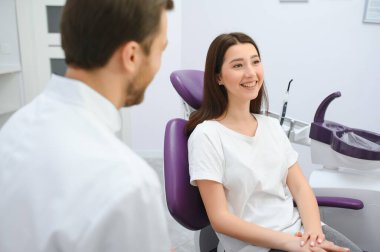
163, 70, 365, 252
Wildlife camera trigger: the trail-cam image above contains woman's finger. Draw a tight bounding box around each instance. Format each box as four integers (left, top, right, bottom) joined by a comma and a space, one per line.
309, 233, 318, 247
317, 233, 325, 244
300, 232, 311, 246
295, 231, 303, 237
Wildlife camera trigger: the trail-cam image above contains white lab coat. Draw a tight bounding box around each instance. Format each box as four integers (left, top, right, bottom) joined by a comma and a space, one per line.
0, 75, 171, 252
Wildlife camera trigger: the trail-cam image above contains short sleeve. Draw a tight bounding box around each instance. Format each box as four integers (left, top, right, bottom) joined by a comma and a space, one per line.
188, 124, 224, 186
270, 118, 299, 168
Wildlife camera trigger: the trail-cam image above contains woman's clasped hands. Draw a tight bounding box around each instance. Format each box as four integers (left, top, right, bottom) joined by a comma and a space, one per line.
290, 231, 350, 252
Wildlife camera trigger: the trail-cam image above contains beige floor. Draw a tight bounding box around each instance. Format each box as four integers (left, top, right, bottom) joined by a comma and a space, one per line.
145, 157, 196, 252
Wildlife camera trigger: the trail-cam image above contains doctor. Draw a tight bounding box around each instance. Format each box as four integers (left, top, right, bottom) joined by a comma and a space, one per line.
0, 0, 174, 251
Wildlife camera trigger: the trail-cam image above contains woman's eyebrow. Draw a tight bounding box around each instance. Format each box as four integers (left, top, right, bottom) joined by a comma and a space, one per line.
228, 55, 259, 64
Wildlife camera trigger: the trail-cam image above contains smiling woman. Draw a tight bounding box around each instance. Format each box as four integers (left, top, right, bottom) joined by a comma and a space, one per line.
185, 32, 362, 252
217, 43, 264, 114
186, 33, 268, 137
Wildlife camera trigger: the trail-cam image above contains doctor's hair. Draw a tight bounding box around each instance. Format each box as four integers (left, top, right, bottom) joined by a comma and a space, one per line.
186, 32, 269, 136
60, 0, 174, 69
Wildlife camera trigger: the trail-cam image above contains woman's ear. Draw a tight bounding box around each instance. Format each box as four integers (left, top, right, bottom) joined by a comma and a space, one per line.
120, 41, 142, 73
217, 74, 223, 84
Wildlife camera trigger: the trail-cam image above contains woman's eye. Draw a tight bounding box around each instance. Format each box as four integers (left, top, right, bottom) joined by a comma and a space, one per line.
253, 60, 261, 64
233, 64, 243, 68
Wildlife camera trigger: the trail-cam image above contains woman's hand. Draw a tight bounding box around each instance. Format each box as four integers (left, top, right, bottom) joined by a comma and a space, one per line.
294, 232, 350, 252
311, 240, 350, 252
299, 230, 325, 247
283, 236, 314, 252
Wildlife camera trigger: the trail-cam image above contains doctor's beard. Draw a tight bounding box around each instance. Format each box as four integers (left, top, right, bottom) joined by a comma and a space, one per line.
124, 83, 146, 107
123, 72, 154, 107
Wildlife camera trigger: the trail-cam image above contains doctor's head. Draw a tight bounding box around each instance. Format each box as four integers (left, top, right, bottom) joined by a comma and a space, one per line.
61, 0, 174, 107
203, 32, 268, 116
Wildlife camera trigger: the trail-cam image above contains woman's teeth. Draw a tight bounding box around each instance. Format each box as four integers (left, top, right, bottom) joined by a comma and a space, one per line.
241, 82, 257, 88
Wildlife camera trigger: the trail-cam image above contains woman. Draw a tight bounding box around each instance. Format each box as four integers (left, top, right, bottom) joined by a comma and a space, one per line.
186, 32, 361, 252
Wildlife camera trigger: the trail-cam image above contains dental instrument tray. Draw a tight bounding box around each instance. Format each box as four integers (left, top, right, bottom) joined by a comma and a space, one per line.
309, 92, 380, 170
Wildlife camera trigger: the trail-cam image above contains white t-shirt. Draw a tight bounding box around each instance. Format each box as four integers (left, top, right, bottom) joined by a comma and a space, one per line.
188, 114, 301, 252
0, 75, 171, 252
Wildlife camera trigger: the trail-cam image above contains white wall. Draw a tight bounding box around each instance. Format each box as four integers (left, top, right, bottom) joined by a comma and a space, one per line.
183, 0, 380, 177
130, 0, 183, 158
131, 0, 380, 177
181, 0, 380, 130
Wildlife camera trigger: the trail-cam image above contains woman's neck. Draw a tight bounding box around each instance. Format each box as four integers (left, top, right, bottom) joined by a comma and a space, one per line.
220, 100, 252, 122
216, 102, 258, 137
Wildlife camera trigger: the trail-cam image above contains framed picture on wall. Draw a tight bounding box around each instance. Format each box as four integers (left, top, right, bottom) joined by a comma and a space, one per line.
363, 0, 380, 23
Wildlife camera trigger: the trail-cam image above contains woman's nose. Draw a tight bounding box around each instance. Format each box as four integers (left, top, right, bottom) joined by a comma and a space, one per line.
245, 64, 256, 77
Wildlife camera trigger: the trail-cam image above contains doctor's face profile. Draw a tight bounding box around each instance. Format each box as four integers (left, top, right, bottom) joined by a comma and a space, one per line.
218, 42, 264, 103
123, 11, 168, 107
61, 0, 173, 108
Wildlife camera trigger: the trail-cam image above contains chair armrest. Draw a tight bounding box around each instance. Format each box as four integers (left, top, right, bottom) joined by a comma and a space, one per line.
316, 196, 364, 210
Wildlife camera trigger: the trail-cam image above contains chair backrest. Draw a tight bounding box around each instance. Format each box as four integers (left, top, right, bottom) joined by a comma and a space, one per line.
163, 70, 209, 231
170, 69, 204, 110
164, 118, 209, 230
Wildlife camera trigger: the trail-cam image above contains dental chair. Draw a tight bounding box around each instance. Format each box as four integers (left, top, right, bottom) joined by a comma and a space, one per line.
164, 70, 371, 252
308, 92, 380, 252
164, 70, 220, 252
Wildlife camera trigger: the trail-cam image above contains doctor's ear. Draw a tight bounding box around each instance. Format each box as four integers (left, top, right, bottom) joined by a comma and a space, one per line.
120, 41, 142, 72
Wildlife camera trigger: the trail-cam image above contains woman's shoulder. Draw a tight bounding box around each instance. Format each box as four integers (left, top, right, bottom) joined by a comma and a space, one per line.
189, 120, 220, 141
192, 120, 218, 134
254, 113, 285, 137
255, 113, 280, 127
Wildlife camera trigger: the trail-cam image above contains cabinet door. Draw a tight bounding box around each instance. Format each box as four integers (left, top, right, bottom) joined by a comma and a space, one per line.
14, 0, 67, 103
33, 0, 67, 85
11, 0, 131, 144
46, 2, 67, 76
0, 0, 23, 117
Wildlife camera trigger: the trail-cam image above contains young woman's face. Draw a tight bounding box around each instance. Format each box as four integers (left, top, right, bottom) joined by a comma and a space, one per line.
218, 43, 264, 104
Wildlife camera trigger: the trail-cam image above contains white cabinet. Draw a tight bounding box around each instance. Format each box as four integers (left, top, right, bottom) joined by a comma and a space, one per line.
39, 1, 67, 77
0, 65, 20, 75
1, 0, 131, 143
0, 0, 24, 121
0, 0, 67, 127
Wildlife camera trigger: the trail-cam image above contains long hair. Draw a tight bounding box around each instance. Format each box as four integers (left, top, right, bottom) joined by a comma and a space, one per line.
186, 32, 269, 136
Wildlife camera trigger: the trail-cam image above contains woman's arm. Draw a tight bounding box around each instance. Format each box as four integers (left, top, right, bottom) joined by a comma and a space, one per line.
287, 162, 324, 246
197, 179, 304, 251
197, 176, 350, 252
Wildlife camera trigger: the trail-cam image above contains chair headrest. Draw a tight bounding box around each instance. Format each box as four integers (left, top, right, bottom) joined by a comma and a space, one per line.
170, 70, 204, 110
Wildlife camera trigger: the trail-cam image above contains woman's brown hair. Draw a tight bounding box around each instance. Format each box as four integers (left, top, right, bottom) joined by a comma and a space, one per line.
186, 32, 269, 136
